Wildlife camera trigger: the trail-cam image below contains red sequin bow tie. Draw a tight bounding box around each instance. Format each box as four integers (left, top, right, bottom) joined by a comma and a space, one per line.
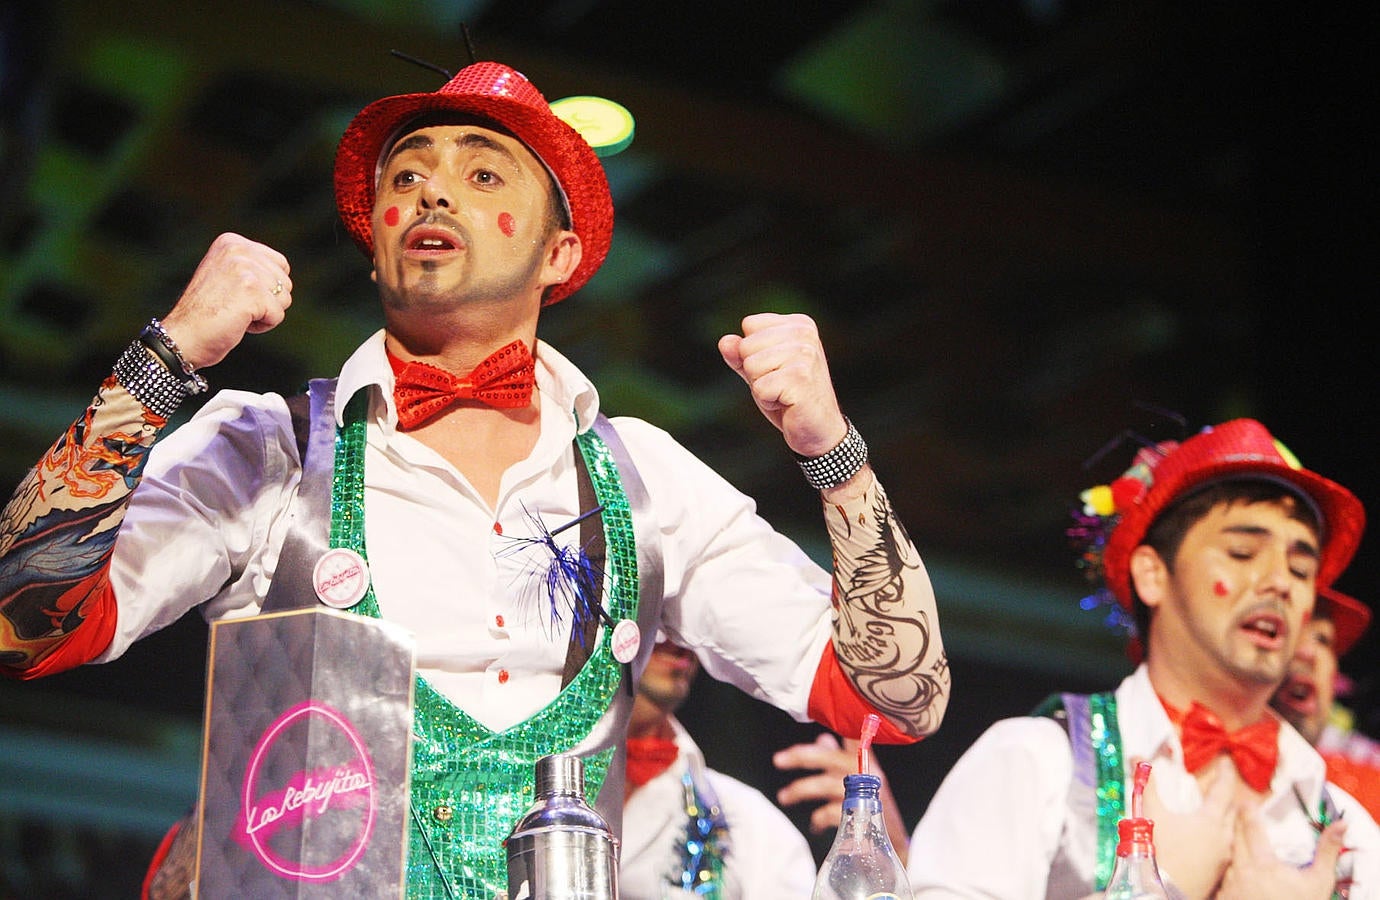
389, 340, 535, 429
625, 736, 680, 789
1164, 699, 1280, 793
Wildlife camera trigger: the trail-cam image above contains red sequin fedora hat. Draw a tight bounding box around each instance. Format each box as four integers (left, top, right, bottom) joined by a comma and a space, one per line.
1092, 418, 1365, 610
334, 60, 613, 305
1319, 586, 1372, 657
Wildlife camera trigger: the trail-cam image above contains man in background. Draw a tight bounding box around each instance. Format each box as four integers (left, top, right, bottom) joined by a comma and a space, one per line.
1272, 586, 1380, 821
622, 636, 816, 898
906, 419, 1379, 897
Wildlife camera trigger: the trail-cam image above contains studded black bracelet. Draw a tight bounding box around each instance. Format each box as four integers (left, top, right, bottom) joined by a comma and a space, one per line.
794, 417, 869, 491
140, 318, 208, 395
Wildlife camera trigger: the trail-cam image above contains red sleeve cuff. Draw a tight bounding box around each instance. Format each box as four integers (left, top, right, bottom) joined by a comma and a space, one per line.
2, 573, 118, 680
806, 640, 919, 745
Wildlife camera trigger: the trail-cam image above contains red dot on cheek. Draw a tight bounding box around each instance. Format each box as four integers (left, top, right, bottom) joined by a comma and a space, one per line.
498, 212, 515, 237
1213, 580, 1229, 597
383, 206, 400, 227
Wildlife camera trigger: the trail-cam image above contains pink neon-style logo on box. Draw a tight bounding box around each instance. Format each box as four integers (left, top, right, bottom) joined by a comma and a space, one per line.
238, 700, 378, 881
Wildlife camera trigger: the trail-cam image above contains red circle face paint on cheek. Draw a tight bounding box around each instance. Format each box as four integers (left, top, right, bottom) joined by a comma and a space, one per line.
1213, 580, 1229, 597
498, 212, 515, 237
383, 206, 400, 228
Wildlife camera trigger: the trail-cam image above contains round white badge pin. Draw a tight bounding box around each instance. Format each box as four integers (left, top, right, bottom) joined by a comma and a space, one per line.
611, 619, 641, 664
312, 548, 370, 609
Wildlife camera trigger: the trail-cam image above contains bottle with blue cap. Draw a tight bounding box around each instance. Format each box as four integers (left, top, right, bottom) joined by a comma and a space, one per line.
812, 716, 913, 900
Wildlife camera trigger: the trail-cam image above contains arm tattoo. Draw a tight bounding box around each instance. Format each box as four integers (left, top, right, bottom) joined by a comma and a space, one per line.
827, 481, 949, 737
0, 378, 162, 667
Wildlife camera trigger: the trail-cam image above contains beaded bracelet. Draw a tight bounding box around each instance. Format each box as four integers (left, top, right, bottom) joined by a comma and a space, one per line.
140, 318, 208, 395
113, 341, 192, 418
794, 417, 869, 491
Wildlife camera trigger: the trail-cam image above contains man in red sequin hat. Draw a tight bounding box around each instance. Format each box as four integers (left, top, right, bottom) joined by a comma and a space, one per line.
0, 60, 951, 897
907, 418, 1380, 898
1273, 586, 1380, 822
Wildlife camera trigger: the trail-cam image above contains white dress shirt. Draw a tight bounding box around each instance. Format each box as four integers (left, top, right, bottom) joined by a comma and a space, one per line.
103, 331, 835, 732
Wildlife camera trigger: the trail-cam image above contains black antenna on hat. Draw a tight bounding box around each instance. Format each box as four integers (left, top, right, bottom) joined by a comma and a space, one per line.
460, 22, 477, 65
389, 50, 452, 81
389, 24, 475, 82
1080, 403, 1189, 471
1081, 429, 1157, 472
1131, 400, 1188, 434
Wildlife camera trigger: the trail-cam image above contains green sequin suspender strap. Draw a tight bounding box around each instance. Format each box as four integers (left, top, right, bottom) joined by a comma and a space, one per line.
328, 390, 642, 899
1084, 692, 1125, 890
1034, 691, 1125, 891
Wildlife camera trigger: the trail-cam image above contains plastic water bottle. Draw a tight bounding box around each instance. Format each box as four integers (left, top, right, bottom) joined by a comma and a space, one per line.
1102, 761, 1170, 899
811, 773, 913, 900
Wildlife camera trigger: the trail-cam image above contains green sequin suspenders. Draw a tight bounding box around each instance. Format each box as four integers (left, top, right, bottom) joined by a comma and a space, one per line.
1034, 691, 1125, 892
293, 381, 656, 898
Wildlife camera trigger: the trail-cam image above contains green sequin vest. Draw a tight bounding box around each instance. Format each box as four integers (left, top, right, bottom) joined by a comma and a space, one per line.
279, 379, 665, 899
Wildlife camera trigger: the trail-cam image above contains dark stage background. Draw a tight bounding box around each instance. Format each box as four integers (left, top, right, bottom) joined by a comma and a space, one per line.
1, 1, 1376, 894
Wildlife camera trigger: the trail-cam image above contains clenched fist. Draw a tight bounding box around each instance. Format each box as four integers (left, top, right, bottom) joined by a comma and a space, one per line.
158, 233, 293, 370
718, 313, 848, 459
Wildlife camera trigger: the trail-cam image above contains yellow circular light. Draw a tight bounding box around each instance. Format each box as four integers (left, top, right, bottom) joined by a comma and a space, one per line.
551, 96, 636, 157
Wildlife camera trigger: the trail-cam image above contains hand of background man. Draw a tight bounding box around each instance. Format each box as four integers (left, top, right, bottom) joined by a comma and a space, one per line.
773, 732, 911, 865
1216, 807, 1347, 900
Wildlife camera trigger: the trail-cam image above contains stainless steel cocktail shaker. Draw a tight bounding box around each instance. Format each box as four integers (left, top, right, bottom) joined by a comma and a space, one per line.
505, 753, 619, 899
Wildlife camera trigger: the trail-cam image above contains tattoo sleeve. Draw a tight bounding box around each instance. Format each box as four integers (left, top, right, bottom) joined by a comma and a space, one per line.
0, 376, 165, 671
824, 476, 950, 738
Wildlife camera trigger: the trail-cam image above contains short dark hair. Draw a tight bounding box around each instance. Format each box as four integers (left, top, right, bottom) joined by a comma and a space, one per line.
1130, 479, 1322, 641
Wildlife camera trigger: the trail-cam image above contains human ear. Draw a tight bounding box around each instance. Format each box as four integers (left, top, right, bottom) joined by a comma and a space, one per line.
1129, 545, 1169, 610
541, 230, 582, 288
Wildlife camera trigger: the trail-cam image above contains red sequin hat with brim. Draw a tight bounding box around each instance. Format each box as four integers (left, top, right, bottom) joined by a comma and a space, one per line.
333, 61, 613, 305
1319, 586, 1371, 657
1100, 418, 1365, 611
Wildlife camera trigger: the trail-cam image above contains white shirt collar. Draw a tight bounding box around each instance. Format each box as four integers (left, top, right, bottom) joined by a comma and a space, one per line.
669, 715, 706, 769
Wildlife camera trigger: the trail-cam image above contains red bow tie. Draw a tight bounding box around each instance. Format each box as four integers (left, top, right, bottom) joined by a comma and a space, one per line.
1164, 699, 1280, 793
389, 340, 536, 429
626, 736, 680, 789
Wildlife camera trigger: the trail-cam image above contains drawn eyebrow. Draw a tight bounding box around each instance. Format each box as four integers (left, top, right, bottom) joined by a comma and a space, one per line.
382, 132, 522, 174
453, 132, 519, 164
1289, 538, 1321, 561
381, 134, 434, 171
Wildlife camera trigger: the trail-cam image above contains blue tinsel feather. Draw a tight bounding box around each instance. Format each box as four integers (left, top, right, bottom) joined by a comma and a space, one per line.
498, 504, 609, 644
